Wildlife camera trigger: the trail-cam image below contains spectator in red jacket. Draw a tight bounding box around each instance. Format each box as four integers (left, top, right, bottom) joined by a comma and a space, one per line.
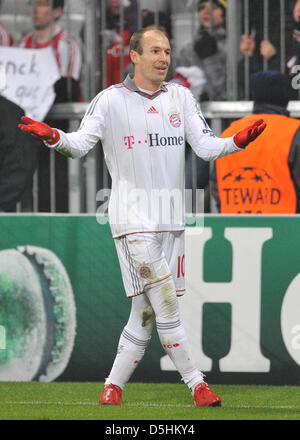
99, 0, 138, 87
0, 23, 13, 47
0, 0, 13, 46
19, 0, 82, 95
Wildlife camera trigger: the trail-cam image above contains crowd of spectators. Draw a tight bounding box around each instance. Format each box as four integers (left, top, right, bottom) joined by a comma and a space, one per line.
1, 0, 82, 212
1, 0, 300, 214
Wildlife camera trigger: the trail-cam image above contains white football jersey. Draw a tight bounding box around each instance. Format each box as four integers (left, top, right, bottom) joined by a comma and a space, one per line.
51, 75, 240, 237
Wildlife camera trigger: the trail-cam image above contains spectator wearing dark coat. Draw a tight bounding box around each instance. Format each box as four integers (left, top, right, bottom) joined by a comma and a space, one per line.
0, 95, 38, 212
239, 0, 294, 99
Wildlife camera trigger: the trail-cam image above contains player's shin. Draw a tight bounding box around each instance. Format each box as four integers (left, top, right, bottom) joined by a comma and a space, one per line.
157, 321, 204, 392
147, 279, 204, 392
105, 326, 151, 389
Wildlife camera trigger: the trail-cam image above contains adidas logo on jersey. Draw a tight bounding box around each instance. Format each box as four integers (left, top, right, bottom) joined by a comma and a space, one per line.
147, 106, 159, 114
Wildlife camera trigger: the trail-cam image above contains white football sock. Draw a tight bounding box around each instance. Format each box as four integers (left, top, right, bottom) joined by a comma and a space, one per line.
105, 294, 154, 389
146, 280, 204, 392
105, 326, 151, 389
156, 320, 204, 391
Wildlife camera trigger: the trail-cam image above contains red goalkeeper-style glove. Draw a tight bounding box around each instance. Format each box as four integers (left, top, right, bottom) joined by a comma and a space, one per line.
18, 116, 60, 145
233, 119, 266, 149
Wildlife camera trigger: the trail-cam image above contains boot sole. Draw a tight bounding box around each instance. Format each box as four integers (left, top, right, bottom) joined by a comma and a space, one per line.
209, 401, 222, 407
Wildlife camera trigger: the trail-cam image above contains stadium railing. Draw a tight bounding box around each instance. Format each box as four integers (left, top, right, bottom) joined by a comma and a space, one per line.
45, 100, 300, 214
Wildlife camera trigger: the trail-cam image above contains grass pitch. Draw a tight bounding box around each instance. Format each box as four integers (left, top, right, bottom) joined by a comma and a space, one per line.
0, 382, 300, 420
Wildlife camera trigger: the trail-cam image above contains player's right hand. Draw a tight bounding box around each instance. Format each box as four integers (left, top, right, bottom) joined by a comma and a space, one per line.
18, 116, 60, 145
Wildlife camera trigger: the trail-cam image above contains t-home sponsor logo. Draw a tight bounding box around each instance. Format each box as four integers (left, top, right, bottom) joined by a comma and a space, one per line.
148, 133, 184, 147
124, 133, 184, 150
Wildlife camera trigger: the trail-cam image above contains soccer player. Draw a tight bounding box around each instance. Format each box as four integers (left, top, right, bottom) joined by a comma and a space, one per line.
18, 27, 265, 407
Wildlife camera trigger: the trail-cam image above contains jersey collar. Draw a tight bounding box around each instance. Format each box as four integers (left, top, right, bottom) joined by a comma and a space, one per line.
122, 74, 168, 99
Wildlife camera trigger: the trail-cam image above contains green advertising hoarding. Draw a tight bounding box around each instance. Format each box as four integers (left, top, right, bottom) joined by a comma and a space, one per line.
0, 214, 300, 385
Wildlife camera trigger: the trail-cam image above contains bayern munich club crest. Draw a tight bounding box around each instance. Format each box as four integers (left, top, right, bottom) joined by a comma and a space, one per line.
169, 112, 181, 128
139, 265, 151, 279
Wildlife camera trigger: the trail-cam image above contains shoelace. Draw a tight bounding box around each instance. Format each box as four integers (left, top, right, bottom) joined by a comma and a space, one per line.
195, 382, 210, 392
109, 384, 122, 393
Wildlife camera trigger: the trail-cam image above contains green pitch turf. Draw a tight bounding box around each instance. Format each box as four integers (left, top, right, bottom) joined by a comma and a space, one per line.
0, 382, 300, 420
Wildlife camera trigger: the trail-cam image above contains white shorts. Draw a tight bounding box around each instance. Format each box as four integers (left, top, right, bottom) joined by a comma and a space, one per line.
114, 231, 185, 298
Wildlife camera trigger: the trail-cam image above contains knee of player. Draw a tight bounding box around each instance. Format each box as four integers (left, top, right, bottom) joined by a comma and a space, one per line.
141, 305, 155, 329
160, 279, 178, 315
147, 278, 179, 320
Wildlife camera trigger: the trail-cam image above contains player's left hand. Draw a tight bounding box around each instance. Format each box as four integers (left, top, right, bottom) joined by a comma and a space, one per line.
233, 119, 266, 149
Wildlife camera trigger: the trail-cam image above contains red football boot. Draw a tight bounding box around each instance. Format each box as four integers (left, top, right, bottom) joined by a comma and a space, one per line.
98, 384, 122, 405
193, 382, 222, 407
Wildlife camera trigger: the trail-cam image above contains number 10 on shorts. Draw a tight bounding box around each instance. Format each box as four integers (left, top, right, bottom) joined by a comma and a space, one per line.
0, 325, 6, 350
177, 254, 185, 278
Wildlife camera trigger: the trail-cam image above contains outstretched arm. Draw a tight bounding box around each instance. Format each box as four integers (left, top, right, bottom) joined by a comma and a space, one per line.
18, 104, 104, 159
184, 88, 266, 160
